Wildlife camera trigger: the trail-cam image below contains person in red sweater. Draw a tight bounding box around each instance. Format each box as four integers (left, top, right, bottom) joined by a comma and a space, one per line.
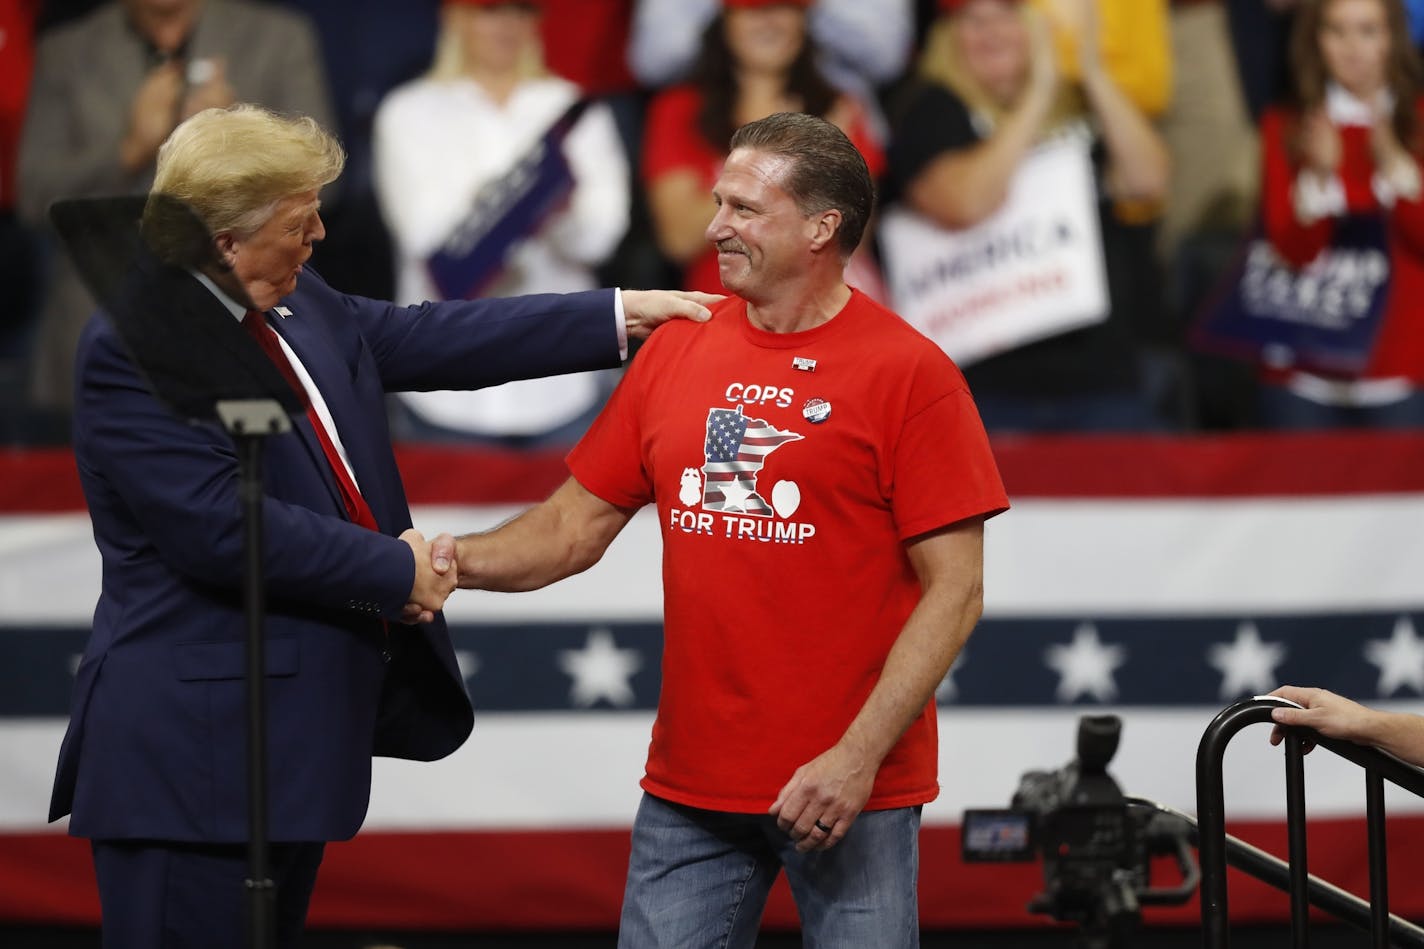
641, 0, 884, 296
1258, 0, 1424, 426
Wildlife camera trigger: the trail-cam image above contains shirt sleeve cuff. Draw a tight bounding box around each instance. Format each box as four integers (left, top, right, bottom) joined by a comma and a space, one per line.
614, 288, 629, 362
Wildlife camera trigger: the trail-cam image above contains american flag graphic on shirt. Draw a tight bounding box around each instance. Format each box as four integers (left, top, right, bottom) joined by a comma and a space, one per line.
701, 406, 803, 516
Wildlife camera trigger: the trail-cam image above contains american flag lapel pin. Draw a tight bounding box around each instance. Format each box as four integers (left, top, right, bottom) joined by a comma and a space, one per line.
792, 356, 816, 372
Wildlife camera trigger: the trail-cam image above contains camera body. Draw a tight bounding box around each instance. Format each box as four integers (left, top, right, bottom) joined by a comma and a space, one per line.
962, 715, 1190, 947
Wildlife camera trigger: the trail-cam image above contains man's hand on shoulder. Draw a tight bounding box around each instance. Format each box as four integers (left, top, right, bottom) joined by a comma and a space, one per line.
620, 289, 723, 340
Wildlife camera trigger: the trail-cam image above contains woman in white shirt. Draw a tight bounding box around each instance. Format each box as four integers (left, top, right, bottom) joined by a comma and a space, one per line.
373, 0, 630, 445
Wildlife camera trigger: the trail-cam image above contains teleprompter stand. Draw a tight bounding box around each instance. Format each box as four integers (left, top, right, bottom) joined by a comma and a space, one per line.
51, 195, 305, 949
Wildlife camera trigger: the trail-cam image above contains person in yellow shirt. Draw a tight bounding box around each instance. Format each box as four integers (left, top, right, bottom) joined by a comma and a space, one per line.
1037, 0, 1173, 118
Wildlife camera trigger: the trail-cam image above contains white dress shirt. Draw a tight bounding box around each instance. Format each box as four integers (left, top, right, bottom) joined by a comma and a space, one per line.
194, 270, 362, 488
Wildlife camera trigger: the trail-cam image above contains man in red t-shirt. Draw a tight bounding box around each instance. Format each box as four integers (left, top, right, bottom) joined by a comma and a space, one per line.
438, 112, 1008, 947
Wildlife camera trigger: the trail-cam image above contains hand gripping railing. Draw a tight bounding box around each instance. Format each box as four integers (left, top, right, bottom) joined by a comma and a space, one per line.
1196, 697, 1424, 948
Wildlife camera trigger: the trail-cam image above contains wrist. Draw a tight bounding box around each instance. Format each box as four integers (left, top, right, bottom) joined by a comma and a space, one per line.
836, 726, 889, 771
453, 535, 479, 589
1369, 708, 1405, 746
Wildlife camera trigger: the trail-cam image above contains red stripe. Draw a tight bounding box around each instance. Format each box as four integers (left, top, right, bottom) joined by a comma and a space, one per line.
2, 819, 1421, 928
6, 433, 1424, 513
989, 431, 1424, 498
0, 449, 84, 513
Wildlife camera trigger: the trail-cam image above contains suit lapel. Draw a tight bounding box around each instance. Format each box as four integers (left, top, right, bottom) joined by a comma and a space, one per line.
266, 307, 389, 531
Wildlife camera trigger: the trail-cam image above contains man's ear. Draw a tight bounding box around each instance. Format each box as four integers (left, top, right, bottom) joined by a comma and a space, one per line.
808, 209, 843, 253
213, 232, 237, 271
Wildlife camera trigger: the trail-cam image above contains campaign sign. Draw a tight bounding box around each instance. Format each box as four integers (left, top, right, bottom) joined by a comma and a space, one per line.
426, 101, 588, 301
880, 134, 1109, 367
1193, 215, 1391, 378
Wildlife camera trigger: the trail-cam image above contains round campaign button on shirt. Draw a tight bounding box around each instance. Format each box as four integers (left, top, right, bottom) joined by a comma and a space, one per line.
803, 398, 831, 424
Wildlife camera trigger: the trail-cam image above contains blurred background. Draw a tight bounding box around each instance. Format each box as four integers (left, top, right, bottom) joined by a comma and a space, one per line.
4, 0, 1424, 944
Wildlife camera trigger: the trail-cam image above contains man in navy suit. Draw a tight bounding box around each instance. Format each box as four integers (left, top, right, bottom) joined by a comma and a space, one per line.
50, 103, 715, 949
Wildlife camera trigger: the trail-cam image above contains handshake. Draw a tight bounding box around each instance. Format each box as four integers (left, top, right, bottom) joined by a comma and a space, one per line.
398, 528, 461, 624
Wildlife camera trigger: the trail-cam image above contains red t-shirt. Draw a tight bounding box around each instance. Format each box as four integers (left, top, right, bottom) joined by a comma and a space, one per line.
568, 290, 1009, 813
641, 85, 887, 294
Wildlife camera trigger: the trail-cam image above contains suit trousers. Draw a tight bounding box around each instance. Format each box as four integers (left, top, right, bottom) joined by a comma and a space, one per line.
91, 838, 325, 949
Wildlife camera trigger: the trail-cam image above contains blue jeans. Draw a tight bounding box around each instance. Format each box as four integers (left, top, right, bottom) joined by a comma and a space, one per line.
617, 793, 921, 949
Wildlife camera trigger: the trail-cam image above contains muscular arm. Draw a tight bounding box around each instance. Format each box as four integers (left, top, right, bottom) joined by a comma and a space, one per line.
453, 477, 637, 592
770, 516, 986, 851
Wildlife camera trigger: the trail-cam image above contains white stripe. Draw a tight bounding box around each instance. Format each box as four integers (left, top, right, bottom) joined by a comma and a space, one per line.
10, 704, 1423, 831
0, 515, 101, 626
7, 495, 1424, 625
985, 497, 1424, 616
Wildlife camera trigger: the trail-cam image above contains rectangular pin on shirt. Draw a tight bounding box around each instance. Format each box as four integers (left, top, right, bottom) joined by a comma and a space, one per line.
792, 356, 817, 372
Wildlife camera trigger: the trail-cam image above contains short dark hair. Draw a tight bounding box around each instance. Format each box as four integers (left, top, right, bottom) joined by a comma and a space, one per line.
729, 112, 873, 256
692, 16, 837, 157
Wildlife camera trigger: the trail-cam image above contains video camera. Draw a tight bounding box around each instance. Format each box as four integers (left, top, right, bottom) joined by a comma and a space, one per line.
962, 715, 1199, 948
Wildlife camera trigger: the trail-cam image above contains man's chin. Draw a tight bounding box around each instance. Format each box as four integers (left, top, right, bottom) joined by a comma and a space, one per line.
717, 274, 745, 296
717, 258, 747, 288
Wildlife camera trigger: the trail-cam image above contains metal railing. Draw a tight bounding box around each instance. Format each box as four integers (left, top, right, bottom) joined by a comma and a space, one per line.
1195, 697, 1424, 948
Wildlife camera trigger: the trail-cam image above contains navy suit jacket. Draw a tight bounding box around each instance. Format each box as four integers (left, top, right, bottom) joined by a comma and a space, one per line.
51, 269, 620, 843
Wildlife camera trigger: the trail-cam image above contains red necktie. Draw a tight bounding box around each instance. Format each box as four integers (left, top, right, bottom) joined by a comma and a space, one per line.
243, 310, 380, 532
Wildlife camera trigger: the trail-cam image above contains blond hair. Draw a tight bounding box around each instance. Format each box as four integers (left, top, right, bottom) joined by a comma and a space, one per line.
917, 15, 1081, 135
149, 104, 345, 238
427, 4, 547, 82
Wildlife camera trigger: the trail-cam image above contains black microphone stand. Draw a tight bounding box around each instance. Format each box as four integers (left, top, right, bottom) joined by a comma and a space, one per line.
218, 400, 291, 949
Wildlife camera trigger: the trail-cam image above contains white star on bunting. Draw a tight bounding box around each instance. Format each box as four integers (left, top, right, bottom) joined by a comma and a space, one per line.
1044, 622, 1126, 703
1364, 615, 1424, 698
558, 627, 643, 708
1207, 621, 1287, 700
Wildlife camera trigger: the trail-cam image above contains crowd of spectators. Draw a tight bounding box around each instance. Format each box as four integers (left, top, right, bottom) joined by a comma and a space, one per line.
3, 0, 1422, 445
